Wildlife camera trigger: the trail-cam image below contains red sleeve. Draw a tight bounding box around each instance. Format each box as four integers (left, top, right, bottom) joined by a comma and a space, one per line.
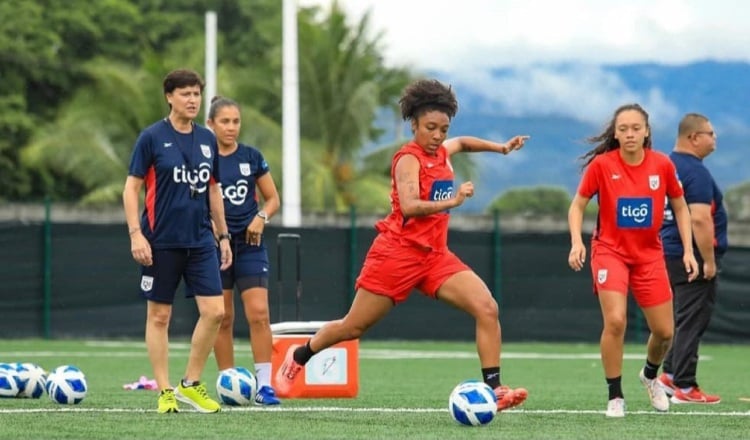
577, 159, 600, 198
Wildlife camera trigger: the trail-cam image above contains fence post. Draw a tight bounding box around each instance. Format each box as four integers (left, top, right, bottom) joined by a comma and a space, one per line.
348, 205, 357, 306
492, 209, 502, 305
43, 196, 52, 339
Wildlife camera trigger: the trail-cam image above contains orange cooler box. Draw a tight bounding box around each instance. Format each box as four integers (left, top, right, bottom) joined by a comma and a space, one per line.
271, 334, 359, 398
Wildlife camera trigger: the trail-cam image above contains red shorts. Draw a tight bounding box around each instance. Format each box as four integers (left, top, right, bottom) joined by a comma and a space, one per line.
590, 247, 672, 308
355, 233, 470, 304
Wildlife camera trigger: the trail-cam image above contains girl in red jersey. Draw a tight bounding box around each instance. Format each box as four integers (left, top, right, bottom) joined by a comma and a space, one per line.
567, 103, 699, 418
276, 79, 529, 411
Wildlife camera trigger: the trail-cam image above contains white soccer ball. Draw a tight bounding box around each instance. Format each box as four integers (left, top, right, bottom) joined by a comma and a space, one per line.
17, 363, 47, 398
0, 370, 19, 397
216, 366, 257, 406
47, 365, 87, 404
448, 380, 498, 426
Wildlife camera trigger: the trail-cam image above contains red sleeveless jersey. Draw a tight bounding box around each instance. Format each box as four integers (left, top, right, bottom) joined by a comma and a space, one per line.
375, 142, 455, 251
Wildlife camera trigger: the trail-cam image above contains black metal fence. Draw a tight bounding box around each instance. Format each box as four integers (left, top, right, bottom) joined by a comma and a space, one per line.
1, 222, 748, 343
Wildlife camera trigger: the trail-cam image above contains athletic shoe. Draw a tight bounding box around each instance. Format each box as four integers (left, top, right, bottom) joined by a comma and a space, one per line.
275, 344, 303, 395
639, 368, 669, 412
175, 382, 221, 413
254, 385, 281, 406
670, 387, 721, 404
494, 385, 528, 411
605, 397, 626, 418
157, 388, 179, 413
657, 373, 676, 397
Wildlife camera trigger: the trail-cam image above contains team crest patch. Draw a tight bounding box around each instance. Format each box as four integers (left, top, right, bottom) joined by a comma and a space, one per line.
597, 269, 608, 284
141, 275, 154, 292
239, 163, 251, 176
200, 144, 212, 158
649, 175, 660, 190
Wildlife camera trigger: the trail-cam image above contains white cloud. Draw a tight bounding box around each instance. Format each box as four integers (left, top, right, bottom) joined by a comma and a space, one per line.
300, 0, 750, 72
443, 66, 679, 125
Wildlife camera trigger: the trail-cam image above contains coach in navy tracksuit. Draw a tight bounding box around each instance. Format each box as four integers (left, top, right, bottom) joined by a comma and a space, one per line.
659, 113, 727, 405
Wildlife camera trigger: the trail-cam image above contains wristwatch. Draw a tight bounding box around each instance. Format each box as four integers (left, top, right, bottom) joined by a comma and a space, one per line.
256, 210, 269, 224
218, 233, 231, 242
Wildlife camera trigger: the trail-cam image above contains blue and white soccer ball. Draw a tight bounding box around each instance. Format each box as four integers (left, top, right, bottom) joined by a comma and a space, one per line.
0, 370, 19, 397
17, 363, 47, 398
47, 365, 87, 404
216, 366, 257, 406
448, 380, 498, 426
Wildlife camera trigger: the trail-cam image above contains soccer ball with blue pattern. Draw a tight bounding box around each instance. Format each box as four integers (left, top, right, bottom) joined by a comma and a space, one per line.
448, 380, 497, 426
216, 367, 257, 406
0, 369, 19, 397
47, 365, 87, 404
15, 363, 48, 398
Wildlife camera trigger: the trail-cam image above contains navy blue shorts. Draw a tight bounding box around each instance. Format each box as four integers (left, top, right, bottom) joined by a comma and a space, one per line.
139, 246, 222, 304
220, 240, 269, 291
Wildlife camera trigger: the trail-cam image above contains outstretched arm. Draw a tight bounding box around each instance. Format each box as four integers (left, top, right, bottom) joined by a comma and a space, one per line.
443, 135, 529, 156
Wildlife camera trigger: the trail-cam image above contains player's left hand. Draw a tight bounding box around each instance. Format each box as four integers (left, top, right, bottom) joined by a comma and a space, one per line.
219, 240, 232, 270
246, 218, 264, 246
501, 135, 530, 154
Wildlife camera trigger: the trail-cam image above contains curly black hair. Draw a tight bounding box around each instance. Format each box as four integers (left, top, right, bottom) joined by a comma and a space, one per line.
399, 79, 458, 121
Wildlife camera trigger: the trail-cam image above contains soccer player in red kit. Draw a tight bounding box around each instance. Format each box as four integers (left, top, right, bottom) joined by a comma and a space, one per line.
567, 103, 699, 418
276, 79, 529, 411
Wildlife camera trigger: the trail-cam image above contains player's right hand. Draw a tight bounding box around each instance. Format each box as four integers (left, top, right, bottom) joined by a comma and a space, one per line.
130, 232, 153, 267
568, 243, 586, 272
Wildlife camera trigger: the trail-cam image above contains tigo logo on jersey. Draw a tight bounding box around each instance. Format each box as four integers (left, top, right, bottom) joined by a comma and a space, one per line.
172, 162, 212, 195
430, 180, 454, 202
222, 179, 250, 206
617, 197, 653, 228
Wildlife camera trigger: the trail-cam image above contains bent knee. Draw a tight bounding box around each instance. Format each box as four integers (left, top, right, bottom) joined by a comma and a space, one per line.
473, 297, 499, 322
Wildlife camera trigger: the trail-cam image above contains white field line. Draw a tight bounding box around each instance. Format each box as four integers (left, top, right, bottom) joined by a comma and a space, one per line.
0, 345, 713, 361
0, 406, 747, 416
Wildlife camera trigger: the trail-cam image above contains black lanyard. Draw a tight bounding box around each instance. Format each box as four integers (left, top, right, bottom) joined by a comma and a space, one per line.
163, 118, 200, 198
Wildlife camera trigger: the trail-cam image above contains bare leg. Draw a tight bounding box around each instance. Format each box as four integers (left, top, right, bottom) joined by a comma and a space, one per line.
641, 301, 674, 364
145, 301, 173, 390
184, 295, 224, 382
597, 290, 628, 378
213, 289, 235, 371
435, 271, 499, 367
242, 287, 272, 363
309, 288, 393, 352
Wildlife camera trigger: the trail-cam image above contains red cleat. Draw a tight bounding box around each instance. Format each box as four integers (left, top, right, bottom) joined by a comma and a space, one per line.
495, 385, 528, 411
274, 344, 303, 395
671, 386, 721, 404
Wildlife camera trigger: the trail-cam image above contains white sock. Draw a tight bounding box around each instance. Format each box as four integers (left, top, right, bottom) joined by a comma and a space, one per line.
255, 362, 271, 388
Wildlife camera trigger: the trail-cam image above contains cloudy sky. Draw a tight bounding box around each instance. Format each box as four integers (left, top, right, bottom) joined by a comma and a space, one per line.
299, 0, 750, 125
301, 0, 750, 71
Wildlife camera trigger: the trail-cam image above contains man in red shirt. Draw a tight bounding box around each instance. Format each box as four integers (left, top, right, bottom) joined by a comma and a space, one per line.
276, 79, 529, 411
568, 103, 699, 417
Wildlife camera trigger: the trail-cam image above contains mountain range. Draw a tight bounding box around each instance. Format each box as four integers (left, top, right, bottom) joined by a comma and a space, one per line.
417, 61, 749, 212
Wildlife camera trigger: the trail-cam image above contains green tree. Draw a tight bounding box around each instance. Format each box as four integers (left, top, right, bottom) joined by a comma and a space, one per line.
487, 186, 572, 216
294, 2, 413, 212
0, 0, 144, 200
724, 181, 750, 221
20, 58, 166, 204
